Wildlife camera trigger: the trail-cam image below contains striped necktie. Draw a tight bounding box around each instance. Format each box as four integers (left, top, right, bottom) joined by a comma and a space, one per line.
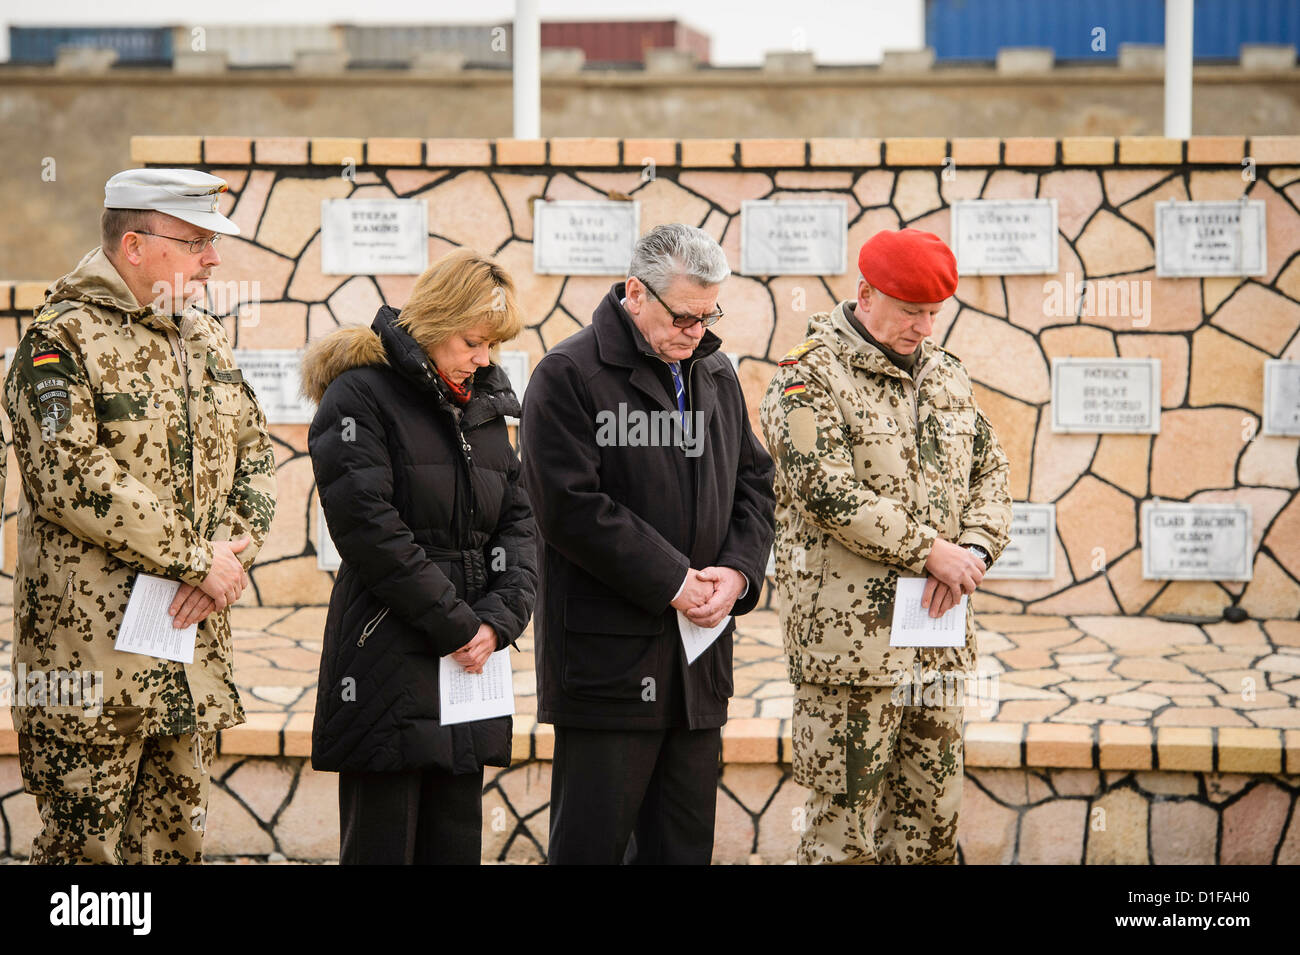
669, 361, 688, 433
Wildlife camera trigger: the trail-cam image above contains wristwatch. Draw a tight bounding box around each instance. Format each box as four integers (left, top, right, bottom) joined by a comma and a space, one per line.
965, 544, 992, 569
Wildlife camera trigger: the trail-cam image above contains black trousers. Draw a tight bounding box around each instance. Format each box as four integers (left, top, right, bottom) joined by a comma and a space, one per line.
548, 725, 722, 865
338, 766, 484, 865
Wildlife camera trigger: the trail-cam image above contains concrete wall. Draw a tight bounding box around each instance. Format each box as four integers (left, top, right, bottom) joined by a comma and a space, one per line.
3, 65, 1300, 277
1, 133, 1298, 620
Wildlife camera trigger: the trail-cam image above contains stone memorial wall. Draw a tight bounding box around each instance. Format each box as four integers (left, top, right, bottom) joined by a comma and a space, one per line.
1, 134, 1298, 620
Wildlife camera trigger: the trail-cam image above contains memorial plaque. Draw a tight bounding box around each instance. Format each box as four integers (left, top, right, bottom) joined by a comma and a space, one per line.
740, 200, 848, 275
316, 503, 341, 572
1142, 502, 1253, 581
533, 200, 639, 275
985, 503, 1056, 580
1263, 360, 1300, 436
497, 350, 529, 425
1051, 358, 1161, 434
951, 199, 1058, 275
321, 198, 429, 275
233, 349, 315, 424
1155, 200, 1267, 278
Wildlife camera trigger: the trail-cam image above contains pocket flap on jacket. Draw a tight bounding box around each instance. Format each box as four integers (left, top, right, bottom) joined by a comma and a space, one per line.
931, 391, 974, 411
565, 595, 665, 636
862, 411, 899, 434
95, 391, 164, 421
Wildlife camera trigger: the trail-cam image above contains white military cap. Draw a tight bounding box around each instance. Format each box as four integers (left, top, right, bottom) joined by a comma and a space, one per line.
104, 168, 241, 235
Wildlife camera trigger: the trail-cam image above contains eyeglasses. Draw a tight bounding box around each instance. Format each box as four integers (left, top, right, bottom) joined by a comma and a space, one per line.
134, 230, 223, 254
636, 277, 724, 329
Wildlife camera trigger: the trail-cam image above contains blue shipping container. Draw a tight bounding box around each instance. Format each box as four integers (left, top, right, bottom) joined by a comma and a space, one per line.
926, 0, 1300, 62
9, 26, 174, 64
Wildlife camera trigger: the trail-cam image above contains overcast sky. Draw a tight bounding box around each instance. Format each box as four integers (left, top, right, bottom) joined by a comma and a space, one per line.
4, 0, 925, 65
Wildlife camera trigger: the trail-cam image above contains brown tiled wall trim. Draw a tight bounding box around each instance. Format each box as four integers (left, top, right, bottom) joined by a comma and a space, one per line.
127, 136, 1300, 169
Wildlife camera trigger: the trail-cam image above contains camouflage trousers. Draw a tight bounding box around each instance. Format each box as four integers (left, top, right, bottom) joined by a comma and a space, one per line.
792, 682, 963, 865
18, 730, 217, 864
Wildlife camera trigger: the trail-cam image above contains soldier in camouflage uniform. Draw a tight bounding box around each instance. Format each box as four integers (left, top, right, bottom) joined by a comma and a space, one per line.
760, 229, 1011, 865
3, 169, 277, 863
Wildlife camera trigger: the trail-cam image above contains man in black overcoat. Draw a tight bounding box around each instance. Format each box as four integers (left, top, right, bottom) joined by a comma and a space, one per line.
521, 223, 776, 864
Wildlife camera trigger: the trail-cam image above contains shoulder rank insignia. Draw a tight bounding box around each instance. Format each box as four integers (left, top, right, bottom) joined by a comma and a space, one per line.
778, 339, 820, 366
32, 301, 77, 326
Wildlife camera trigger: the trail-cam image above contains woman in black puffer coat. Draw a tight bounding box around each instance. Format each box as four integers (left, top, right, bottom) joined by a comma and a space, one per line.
301, 249, 536, 865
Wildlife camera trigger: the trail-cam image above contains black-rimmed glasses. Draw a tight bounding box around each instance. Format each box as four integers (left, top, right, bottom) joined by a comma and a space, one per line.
636, 276, 724, 329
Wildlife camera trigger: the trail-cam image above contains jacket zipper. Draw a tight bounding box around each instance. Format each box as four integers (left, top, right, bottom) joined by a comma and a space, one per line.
163, 325, 200, 513
905, 354, 943, 513
39, 570, 77, 653
357, 606, 389, 647
684, 358, 701, 549
454, 414, 477, 537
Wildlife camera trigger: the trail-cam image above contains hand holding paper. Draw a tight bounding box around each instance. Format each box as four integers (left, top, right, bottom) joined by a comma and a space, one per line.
439, 650, 515, 725
115, 574, 198, 664
889, 576, 967, 648
922, 576, 963, 619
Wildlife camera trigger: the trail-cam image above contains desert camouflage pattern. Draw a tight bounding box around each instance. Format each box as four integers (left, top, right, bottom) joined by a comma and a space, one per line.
3, 247, 277, 745
759, 301, 1012, 690
20, 730, 216, 863
794, 682, 963, 865
761, 300, 1010, 864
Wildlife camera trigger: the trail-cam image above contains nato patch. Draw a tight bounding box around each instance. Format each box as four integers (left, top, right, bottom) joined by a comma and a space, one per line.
21, 346, 76, 433
33, 373, 72, 432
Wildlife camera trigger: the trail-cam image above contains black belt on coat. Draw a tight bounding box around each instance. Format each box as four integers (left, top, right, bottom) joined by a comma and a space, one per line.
422, 543, 488, 603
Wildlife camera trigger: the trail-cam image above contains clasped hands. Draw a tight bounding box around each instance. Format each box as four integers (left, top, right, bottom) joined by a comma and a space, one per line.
169, 536, 252, 628
920, 538, 987, 619
671, 566, 746, 629
451, 623, 498, 674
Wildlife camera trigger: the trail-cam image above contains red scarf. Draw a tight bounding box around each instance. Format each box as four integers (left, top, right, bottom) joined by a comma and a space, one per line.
437, 368, 473, 405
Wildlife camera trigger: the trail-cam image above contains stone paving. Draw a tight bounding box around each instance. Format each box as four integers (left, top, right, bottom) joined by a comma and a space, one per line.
4, 601, 1299, 761
166, 603, 1300, 746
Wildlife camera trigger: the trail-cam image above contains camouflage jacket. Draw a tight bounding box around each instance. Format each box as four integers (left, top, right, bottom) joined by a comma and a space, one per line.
760, 302, 1012, 688
3, 248, 277, 742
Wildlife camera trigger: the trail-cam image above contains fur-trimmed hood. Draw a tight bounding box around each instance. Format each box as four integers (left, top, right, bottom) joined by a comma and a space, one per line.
300, 325, 389, 405
300, 305, 520, 422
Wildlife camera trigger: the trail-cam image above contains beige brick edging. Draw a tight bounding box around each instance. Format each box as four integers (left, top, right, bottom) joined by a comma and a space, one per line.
196, 721, 1300, 775
1, 281, 52, 312
0, 709, 1293, 774
127, 135, 1300, 169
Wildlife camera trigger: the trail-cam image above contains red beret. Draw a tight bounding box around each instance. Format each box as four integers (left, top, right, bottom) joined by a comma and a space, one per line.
857, 228, 958, 303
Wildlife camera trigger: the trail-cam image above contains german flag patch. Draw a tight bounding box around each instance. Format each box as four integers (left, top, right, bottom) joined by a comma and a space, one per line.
783, 382, 807, 396
32, 352, 61, 367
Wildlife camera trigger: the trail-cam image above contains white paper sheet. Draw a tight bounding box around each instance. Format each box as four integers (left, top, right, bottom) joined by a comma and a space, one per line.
888, 577, 968, 648
678, 611, 731, 665
113, 574, 198, 664
439, 649, 515, 725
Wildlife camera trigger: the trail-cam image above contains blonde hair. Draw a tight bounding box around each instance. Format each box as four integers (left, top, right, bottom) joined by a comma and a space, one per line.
396, 248, 523, 353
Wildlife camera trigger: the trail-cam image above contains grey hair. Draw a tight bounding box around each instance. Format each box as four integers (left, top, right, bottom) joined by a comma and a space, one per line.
628, 223, 730, 290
